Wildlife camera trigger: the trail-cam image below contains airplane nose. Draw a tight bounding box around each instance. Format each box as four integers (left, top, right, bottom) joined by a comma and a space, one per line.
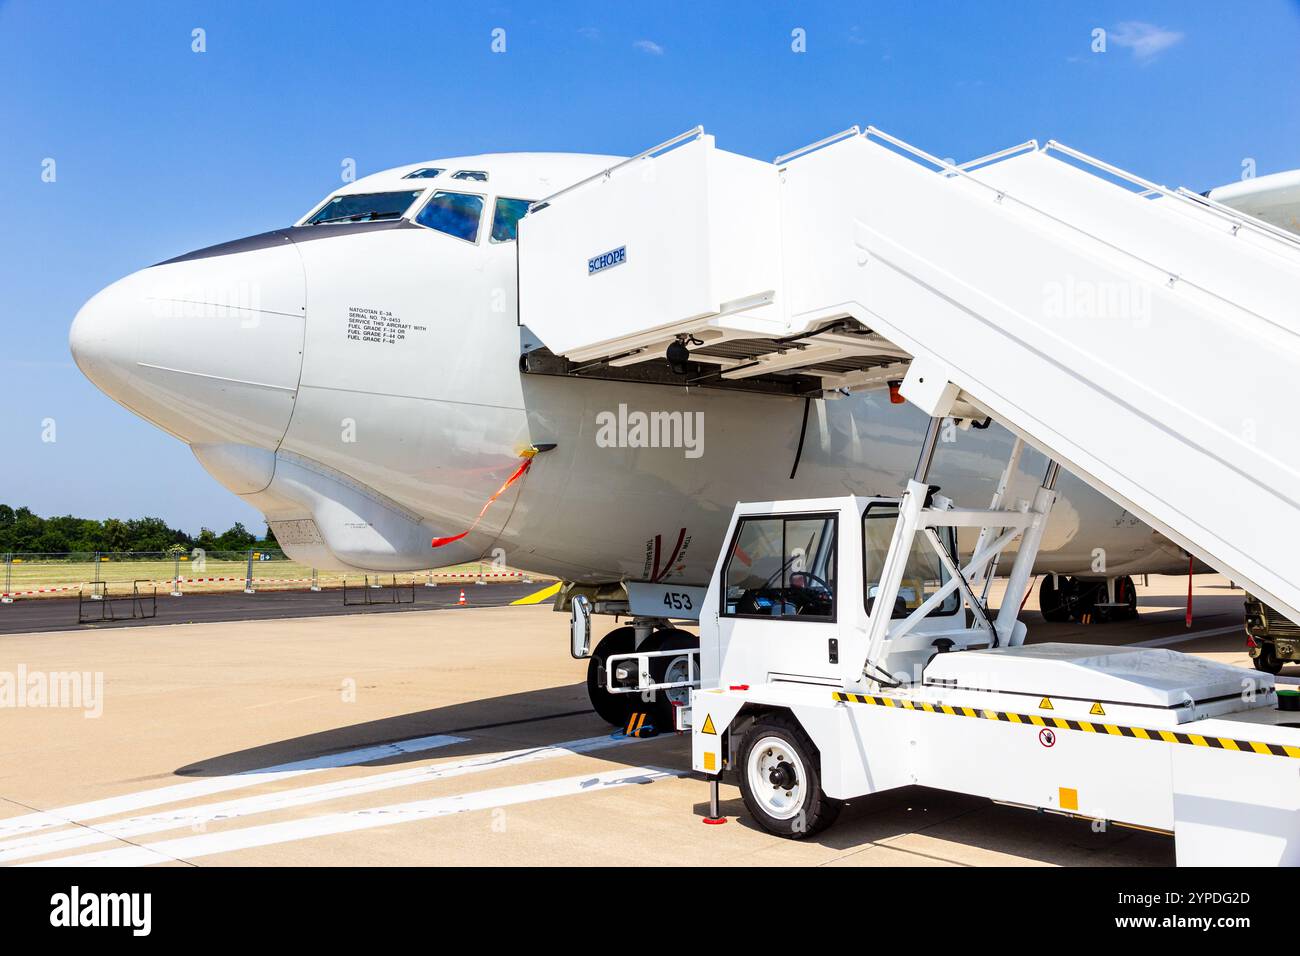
70, 278, 140, 407
69, 237, 307, 446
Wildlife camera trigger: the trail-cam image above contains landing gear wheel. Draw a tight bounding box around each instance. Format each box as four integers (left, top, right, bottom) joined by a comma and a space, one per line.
739, 716, 841, 839
586, 627, 636, 725
1114, 575, 1139, 622
1252, 644, 1284, 675
644, 629, 698, 733
1039, 576, 1075, 623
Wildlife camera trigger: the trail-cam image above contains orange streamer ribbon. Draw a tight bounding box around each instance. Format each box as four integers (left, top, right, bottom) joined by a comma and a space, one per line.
430, 457, 534, 549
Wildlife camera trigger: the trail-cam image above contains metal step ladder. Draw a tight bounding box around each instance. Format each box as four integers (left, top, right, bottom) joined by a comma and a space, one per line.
517, 127, 1300, 623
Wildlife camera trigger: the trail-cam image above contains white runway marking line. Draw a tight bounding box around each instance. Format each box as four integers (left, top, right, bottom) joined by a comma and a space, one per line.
1, 733, 647, 864
1133, 624, 1244, 647
0, 733, 467, 842
27, 765, 685, 867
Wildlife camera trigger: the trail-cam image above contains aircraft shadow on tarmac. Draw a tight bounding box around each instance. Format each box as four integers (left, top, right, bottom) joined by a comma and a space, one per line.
173, 683, 660, 777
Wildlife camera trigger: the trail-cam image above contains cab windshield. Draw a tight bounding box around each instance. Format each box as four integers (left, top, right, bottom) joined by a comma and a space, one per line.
305, 190, 423, 225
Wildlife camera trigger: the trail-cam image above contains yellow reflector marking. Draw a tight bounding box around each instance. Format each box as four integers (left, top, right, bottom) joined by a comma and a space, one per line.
509, 582, 562, 605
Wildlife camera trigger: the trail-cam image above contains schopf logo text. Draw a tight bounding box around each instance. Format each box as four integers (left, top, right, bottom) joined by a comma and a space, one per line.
588, 245, 626, 275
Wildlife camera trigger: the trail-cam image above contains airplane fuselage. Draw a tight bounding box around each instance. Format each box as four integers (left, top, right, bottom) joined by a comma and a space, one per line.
70, 153, 1189, 586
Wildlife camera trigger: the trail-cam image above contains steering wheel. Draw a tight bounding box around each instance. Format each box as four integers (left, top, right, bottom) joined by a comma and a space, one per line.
789, 571, 832, 594
787, 572, 833, 614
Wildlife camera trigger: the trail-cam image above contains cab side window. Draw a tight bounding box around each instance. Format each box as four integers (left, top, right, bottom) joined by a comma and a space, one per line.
415, 191, 484, 243
490, 197, 534, 243
722, 514, 836, 620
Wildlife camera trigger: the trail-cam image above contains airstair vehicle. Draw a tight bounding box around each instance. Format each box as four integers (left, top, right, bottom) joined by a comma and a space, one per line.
519, 128, 1300, 863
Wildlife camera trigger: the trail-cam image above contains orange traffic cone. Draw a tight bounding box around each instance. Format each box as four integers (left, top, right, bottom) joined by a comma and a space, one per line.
457, 589, 467, 606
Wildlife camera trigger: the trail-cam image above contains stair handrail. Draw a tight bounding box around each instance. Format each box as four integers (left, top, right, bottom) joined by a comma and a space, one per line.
1046, 140, 1300, 251
864, 126, 1298, 334
530, 126, 706, 212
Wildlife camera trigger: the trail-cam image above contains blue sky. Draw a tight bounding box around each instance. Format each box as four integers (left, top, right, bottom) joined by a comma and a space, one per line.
1, 0, 1298, 535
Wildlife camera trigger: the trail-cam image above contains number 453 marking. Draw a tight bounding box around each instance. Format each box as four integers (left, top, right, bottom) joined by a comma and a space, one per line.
663, 592, 693, 612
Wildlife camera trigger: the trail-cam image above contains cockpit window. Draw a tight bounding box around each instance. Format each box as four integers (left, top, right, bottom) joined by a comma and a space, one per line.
451, 170, 488, 182
403, 167, 444, 179
414, 190, 484, 242
306, 190, 423, 225
490, 197, 535, 243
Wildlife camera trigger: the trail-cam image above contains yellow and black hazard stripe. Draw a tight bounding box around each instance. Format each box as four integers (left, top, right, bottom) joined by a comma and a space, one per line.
831, 692, 1300, 759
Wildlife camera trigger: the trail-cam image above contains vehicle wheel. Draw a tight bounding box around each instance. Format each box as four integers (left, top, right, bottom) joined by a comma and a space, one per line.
1039, 576, 1075, 623
586, 627, 636, 725
1252, 644, 1284, 674
739, 715, 841, 839
644, 629, 698, 733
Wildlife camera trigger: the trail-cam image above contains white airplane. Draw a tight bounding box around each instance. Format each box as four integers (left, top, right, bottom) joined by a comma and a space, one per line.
69, 150, 1300, 723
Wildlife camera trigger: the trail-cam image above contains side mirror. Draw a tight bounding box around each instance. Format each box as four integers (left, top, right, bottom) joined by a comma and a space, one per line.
570, 594, 592, 659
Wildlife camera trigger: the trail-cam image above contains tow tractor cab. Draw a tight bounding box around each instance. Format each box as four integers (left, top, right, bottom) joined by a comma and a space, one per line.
669, 415, 1300, 864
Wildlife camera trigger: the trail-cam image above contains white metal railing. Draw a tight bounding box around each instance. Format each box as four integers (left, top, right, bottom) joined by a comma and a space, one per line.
1045, 140, 1300, 250
529, 126, 706, 212
774, 126, 862, 166
955, 140, 1039, 174
864, 126, 1299, 333
1175, 186, 1300, 248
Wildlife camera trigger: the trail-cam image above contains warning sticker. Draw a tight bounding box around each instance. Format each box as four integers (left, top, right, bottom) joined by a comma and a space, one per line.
345, 305, 426, 346
1090, 702, 1106, 716
1039, 697, 1054, 710
700, 714, 717, 735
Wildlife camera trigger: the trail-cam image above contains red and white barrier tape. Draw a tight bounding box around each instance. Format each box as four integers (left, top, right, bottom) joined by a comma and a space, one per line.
2, 570, 535, 598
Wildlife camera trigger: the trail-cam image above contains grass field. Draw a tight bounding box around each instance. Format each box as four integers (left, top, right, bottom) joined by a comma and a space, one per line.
1, 556, 548, 598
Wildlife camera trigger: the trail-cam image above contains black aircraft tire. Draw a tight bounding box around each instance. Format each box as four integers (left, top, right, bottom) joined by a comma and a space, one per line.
1039, 575, 1075, 623
586, 627, 637, 725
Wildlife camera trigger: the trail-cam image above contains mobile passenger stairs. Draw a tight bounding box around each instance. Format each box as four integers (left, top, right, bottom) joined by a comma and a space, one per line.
517, 127, 1300, 864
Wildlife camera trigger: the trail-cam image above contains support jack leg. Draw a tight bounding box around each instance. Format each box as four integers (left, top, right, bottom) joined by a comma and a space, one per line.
702, 775, 727, 825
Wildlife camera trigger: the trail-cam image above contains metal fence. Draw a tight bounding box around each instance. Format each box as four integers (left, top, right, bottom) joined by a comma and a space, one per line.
0, 550, 545, 601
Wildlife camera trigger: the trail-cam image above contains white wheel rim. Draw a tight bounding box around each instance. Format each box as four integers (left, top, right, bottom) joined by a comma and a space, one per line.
663, 655, 692, 706
747, 735, 806, 821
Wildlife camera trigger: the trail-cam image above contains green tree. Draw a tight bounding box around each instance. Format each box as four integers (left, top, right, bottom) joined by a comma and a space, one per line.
215, 522, 257, 551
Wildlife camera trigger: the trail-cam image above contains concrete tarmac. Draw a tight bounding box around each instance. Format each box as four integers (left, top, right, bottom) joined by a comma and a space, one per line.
0, 574, 1278, 867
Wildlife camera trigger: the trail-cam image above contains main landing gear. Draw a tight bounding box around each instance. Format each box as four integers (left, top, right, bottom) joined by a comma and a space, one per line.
1039, 574, 1139, 624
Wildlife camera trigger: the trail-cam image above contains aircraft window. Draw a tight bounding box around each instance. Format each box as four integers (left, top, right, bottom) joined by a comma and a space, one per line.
305, 191, 423, 225
403, 167, 445, 179
862, 504, 960, 618
490, 197, 535, 243
414, 191, 484, 242
722, 514, 836, 620
451, 170, 489, 182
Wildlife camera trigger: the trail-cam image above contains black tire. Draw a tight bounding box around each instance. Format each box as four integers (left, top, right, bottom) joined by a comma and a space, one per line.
1039, 575, 1074, 623
1115, 575, 1139, 621
738, 715, 841, 839
1253, 644, 1284, 674
643, 629, 698, 733
586, 627, 637, 725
